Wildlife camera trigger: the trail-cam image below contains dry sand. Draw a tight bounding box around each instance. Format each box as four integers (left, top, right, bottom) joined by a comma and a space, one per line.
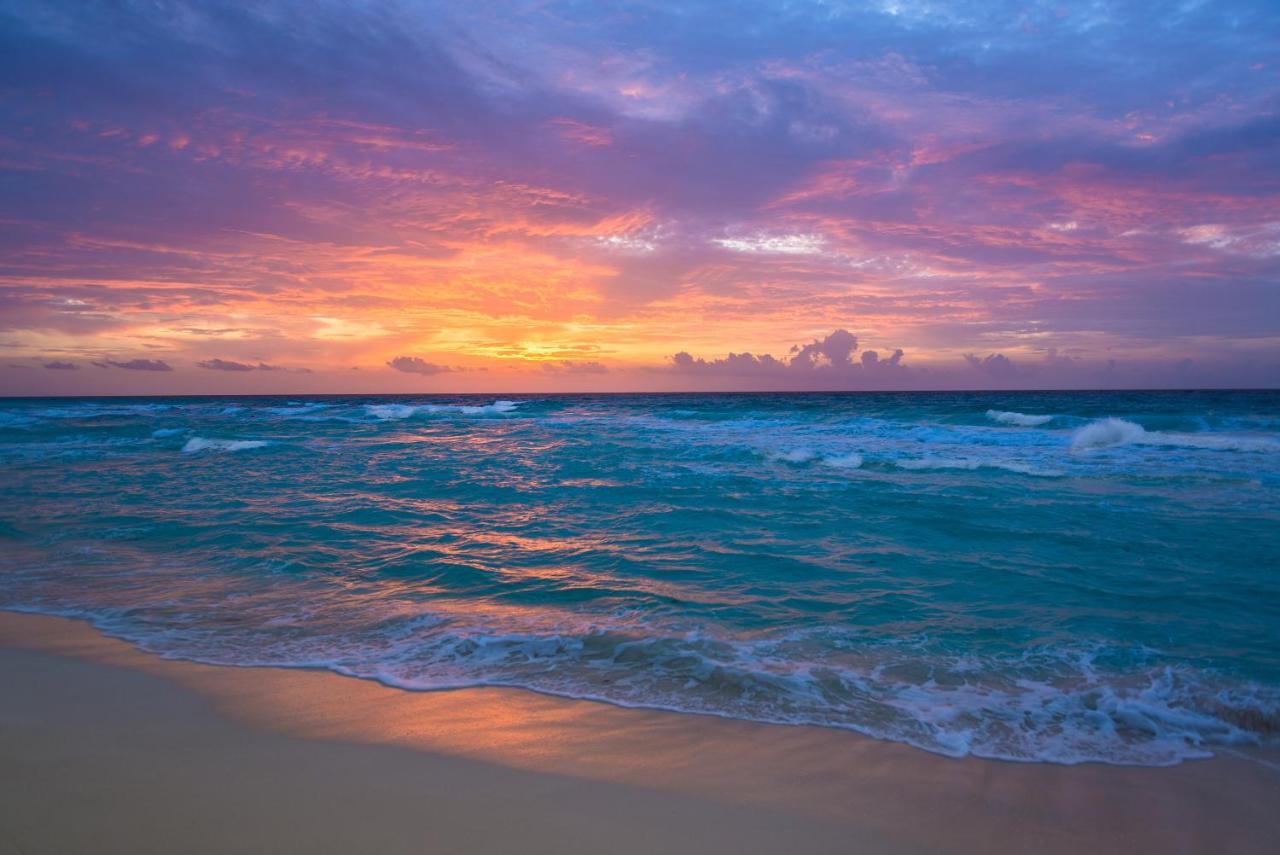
1, 610, 1277, 854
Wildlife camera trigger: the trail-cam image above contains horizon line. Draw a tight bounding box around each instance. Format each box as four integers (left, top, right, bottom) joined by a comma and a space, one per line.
4, 386, 1278, 401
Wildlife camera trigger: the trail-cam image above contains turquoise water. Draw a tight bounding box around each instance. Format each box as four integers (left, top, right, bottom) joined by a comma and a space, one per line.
2, 391, 1278, 764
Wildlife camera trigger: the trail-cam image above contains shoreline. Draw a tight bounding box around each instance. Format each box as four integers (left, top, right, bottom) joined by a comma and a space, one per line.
3, 611, 1279, 853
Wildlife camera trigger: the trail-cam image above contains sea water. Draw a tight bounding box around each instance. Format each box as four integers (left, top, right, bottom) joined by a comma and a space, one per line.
1, 390, 1278, 765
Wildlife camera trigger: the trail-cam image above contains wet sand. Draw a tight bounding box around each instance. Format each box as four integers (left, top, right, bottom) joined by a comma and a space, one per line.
1, 610, 1277, 854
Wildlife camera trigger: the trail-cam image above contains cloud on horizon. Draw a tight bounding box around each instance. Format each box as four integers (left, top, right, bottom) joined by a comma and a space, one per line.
671, 329, 909, 384
197, 358, 286, 372
90, 359, 173, 372
387, 356, 455, 375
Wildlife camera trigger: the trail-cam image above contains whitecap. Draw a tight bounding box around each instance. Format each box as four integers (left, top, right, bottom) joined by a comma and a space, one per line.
987, 409, 1054, 427
428, 400, 524, 416
823, 452, 864, 469
367, 400, 525, 420
769, 448, 816, 463
1071, 418, 1147, 449
182, 437, 269, 453
366, 404, 418, 420
896, 457, 1062, 477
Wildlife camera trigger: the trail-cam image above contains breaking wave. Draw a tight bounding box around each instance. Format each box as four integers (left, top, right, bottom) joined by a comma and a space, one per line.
823, 452, 865, 469
17, 601, 1279, 767
987, 409, 1055, 427
1072, 418, 1279, 452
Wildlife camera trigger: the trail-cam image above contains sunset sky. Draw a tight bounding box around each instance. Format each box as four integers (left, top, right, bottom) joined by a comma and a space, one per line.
1, 0, 1277, 393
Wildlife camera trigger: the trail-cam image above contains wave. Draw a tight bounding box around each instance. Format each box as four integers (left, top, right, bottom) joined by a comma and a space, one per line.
823, 452, 864, 469
366, 403, 417, 420
895, 457, 1063, 477
768, 449, 864, 468
12, 603, 1274, 767
986, 409, 1054, 427
445, 400, 522, 416
1071, 418, 1147, 449
365, 400, 524, 420
769, 447, 816, 463
1072, 418, 1279, 452
182, 437, 269, 453
152, 428, 185, 438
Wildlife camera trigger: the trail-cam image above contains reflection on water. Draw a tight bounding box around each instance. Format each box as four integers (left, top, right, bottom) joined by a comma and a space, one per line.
1, 391, 1279, 764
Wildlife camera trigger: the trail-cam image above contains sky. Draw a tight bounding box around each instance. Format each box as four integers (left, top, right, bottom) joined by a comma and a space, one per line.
1, 0, 1278, 394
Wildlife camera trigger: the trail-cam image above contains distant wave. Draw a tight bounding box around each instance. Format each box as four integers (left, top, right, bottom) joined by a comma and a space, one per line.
769, 447, 816, 463
182, 437, 269, 453
767, 448, 865, 469
366, 400, 524, 420
986, 409, 1054, 427
1071, 418, 1146, 449
366, 403, 417, 420
1072, 418, 1280, 452
896, 457, 1063, 477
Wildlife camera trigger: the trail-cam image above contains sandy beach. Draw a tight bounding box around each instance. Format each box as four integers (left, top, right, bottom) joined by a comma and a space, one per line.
0, 610, 1276, 854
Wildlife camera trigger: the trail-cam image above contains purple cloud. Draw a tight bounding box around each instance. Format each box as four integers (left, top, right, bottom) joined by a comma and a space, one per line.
197, 358, 285, 372
672, 330, 909, 384
91, 358, 173, 372
43, 360, 79, 370
964, 353, 1020, 380
387, 356, 453, 375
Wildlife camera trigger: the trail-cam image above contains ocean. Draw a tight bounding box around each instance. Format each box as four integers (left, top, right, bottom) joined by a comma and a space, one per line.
1, 390, 1277, 765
